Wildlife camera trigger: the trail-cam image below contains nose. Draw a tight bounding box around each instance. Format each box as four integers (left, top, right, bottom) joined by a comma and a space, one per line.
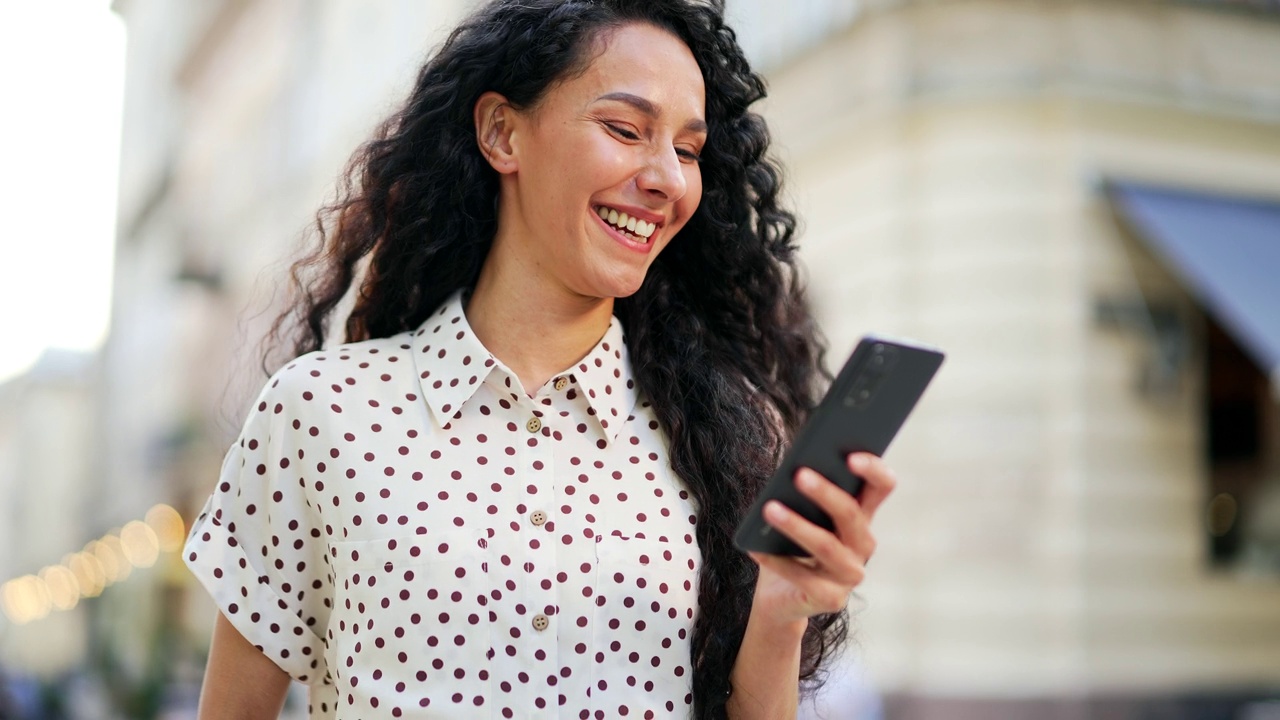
636, 145, 687, 204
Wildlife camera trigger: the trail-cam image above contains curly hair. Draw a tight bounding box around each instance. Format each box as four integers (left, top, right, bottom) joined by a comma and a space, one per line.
269, 0, 844, 715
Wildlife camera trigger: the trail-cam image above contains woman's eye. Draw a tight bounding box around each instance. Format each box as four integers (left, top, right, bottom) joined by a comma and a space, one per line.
676, 147, 702, 163
604, 121, 700, 162
604, 123, 640, 141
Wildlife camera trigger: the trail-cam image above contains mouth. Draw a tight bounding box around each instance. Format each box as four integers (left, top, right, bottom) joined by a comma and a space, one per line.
593, 204, 660, 246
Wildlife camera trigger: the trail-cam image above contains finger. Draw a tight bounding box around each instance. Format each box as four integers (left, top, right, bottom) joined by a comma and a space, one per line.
762, 500, 860, 583
794, 468, 876, 562
749, 552, 861, 615
848, 453, 897, 519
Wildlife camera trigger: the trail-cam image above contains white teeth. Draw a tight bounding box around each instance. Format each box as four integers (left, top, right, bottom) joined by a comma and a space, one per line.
596, 206, 657, 240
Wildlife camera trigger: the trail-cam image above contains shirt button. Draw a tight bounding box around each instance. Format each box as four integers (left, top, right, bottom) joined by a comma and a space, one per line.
529, 510, 547, 527
526, 416, 543, 433
532, 613, 550, 632
554, 377, 569, 391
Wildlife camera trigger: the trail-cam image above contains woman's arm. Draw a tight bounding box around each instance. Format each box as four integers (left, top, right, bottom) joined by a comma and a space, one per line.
196, 611, 293, 719
726, 607, 807, 716
727, 452, 896, 720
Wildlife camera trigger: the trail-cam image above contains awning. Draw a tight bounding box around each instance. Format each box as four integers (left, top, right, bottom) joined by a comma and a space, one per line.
1108, 181, 1280, 389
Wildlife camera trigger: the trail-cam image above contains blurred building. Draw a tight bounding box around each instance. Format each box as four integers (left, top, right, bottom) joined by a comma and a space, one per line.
0, 345, 200, 717
764, 0, 1280, 716
50, 0, 1280, 717
0, 350, 96, 677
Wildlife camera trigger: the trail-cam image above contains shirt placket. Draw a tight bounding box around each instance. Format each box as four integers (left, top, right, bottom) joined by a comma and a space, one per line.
516, 394, 559, 719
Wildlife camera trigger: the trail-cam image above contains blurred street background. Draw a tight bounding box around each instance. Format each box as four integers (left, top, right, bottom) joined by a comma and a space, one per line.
1, 0, 1279, 718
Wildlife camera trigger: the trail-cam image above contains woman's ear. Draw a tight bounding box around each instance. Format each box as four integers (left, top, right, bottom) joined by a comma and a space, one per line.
474, 91, 518, 174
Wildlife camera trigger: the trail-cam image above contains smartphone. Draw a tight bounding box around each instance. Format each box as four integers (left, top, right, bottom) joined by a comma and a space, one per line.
734, 336, 945, 556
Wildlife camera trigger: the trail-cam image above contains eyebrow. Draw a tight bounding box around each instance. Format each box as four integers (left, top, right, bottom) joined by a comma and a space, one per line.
595, 92, 708, 134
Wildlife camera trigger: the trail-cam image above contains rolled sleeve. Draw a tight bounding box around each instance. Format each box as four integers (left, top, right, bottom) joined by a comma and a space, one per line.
184, 371, 332, 685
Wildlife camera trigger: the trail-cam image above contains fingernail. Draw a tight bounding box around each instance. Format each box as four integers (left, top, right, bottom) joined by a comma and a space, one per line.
797, 470, 818, 490
850, 454, 868, 470
764, 500, 786, 520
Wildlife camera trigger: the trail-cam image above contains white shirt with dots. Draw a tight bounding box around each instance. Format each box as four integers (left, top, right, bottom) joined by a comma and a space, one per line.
185, 290, 702, 719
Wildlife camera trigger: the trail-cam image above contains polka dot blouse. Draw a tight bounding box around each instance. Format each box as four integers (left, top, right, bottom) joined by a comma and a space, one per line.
185, 290, 702, 719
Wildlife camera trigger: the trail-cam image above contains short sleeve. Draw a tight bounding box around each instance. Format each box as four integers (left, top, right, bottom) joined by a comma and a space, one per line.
184, 367, 332, 684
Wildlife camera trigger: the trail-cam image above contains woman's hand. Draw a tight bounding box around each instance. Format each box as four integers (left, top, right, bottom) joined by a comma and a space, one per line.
747, 452, 896, 624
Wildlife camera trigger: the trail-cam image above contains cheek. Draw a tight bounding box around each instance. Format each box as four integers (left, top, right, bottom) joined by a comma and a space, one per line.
529, 126, 626, 191
577, 134, 634, 184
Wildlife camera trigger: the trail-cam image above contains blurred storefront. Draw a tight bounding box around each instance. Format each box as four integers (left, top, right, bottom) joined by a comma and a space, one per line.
1, 0, 1277, 718
764, 1, 1280, 716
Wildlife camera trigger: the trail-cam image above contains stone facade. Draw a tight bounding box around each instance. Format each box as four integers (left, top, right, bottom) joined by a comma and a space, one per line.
762, 0, 1280, 707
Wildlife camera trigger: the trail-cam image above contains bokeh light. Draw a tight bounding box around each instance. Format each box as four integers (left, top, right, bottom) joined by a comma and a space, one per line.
66, 551, 106, 598
1, 575, 52, 624
91, 536, 130, 583
40, 565, 80, 611
120, 520, 160, 568
145, 503, 186, 553
1, 505, 187, 624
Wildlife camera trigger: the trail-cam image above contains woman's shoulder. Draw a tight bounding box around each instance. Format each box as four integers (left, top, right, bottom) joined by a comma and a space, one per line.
256, 330, 421, 404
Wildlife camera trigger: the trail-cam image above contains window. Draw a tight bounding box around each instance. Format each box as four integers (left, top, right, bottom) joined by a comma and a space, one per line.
1205, 318, 1280, 571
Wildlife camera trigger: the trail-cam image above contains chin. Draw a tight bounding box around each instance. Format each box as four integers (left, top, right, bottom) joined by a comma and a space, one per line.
584, 269, 649, 301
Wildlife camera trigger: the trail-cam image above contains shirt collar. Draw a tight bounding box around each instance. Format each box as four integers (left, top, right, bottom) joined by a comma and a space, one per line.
411, 291, 499, 430
411, 290, 640, 445
563, 317, 640, 446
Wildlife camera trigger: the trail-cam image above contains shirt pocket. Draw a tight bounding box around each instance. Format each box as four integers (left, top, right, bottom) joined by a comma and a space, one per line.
328, 530, 493, 718
589, 534, 701, 718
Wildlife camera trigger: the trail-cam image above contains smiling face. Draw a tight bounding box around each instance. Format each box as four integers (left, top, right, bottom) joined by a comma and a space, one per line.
481, 22, 707, 300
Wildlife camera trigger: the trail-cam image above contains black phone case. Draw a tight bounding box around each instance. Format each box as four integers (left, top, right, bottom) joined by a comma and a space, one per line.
733, 336, 944, 556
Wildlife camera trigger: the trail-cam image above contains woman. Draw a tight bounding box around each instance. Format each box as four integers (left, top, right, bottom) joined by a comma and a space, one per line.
184, 0, 896, 718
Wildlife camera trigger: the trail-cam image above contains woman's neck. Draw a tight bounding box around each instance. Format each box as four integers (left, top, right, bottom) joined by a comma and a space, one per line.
465, 242, 615, 396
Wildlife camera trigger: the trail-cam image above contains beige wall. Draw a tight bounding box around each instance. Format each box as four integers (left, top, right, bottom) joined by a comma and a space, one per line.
1077, 99, 1280, 691
763, 0, 1280, 697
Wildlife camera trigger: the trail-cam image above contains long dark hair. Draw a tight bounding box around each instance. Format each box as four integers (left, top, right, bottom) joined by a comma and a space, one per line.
270, 0, 843, 715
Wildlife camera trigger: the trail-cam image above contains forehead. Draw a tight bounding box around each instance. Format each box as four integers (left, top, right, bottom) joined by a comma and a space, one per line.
555, 22, 706, 120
